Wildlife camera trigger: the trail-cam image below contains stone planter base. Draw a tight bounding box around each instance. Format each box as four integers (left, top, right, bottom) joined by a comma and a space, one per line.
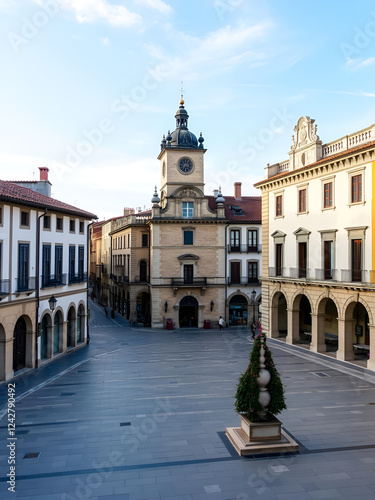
226, 415, 299, 456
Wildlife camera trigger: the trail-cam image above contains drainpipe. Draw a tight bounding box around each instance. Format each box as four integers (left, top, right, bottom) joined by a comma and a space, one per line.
35, 208, 47, 368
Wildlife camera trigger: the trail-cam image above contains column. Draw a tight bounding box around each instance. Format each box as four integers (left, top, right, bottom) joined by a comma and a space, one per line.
198, 305, 204, 328
269, 304, 279, 338
26, 327, 35, 368
286, 308, 300, 344
1, 337, 14, 381
310, 313, 326, 353
337, 318, 354, 361
62, 320, 68, 353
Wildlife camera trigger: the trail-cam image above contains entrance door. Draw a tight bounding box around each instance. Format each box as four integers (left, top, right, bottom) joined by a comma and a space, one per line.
13, 317, 26, 371
230, 262, 240, 284
352, 239, 362, 282
179, 296, 198, 327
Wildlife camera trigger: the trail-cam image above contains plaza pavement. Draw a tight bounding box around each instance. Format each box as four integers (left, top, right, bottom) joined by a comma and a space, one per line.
1, 300, 375, 500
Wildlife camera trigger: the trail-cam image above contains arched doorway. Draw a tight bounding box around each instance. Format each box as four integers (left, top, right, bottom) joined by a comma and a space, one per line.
317, 298, 338, 352
53, 311, 63, 355
271, 291, 287, 338
13, 317, 26, 372
67, 307, 76, 348
136, 292, 151, 326
229, 295, 248, 326
77, 305, 85, 343
40, 314, 52, 360
345, 301, 370, 360
179, 296, 198, 327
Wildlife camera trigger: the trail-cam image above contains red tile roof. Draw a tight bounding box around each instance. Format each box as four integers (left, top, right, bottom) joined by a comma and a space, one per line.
207, 195, 261, 222
254, 138, 375, 187
0, 180, 97, 219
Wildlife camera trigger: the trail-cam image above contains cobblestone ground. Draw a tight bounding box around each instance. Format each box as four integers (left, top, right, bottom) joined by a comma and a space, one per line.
1, 300, 375, 500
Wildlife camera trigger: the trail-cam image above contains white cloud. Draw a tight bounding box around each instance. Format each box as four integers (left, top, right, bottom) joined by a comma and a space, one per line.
34, 0, 142, 27
101, 36, 111, 45
345, 57, 375, 70
134, 0, 172, 15
145, 22, 273, 80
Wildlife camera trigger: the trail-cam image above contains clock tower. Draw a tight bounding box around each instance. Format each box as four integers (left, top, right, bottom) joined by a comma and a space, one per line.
157, 96, 206, 203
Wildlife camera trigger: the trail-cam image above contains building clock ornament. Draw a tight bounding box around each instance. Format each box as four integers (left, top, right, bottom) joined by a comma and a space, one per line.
178, 157, 194, 175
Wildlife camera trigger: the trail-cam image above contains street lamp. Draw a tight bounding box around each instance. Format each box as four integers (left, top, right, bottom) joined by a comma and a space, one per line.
251, 289, 256, 325
48, 295, 57, 312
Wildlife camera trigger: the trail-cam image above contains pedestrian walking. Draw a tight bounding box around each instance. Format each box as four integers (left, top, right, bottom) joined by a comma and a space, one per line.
219, 316, 225, 331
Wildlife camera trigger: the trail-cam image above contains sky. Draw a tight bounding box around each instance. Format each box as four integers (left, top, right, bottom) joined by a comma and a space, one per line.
1, 0, 375, 220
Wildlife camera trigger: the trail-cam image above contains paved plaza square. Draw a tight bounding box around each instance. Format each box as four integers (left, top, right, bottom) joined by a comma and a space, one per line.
1, 301, 375, 500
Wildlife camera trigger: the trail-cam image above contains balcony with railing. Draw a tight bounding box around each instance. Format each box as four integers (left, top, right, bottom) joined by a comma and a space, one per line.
0, 279, 10, 296
227, 244, 262, 254
171, 277, 207, 286
69, 272, 87, 284
227, 277, 260, 286
41, 274, 67, 288
15, 276, 36, 293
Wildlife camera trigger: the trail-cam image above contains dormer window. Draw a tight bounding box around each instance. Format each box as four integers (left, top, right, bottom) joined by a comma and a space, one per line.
230, 205, 243, 216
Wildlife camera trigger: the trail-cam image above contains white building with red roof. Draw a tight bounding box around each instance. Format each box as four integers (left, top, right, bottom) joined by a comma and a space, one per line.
0, 168, 97, 381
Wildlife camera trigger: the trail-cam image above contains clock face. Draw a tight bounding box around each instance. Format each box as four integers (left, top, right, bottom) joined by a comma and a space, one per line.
178, 157, 194, 175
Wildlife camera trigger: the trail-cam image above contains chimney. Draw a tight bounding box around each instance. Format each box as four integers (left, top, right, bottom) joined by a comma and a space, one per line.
234, 182, 242, 200
123, 207, 135, 216
39, 167, 49, 181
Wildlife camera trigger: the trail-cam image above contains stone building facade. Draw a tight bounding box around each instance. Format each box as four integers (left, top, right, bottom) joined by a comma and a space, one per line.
255, 117, 375, 371
0, 169, 96, 381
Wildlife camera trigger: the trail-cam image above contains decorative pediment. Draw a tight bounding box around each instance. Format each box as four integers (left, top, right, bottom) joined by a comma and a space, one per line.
178, 254, 199, 260
293, 227, 311, 236
271, 230, 286, 238
291, 116, 320, 152
172, 186, 204, 199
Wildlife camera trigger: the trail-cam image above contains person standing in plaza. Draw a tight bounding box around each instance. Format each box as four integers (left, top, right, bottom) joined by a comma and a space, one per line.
251, 322, 256, 339
219, 316, 225, 330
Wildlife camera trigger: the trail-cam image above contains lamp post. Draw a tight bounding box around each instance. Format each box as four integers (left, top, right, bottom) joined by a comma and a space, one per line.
251, 289, 256, 325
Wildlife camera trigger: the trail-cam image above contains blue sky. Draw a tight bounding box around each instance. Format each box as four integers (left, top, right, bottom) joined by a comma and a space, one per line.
1, 0, 375, 219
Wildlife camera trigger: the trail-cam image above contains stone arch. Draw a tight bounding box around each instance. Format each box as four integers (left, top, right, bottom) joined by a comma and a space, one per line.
53, 309, 64, 355
77, 303, 85, 343
13, 315, 33, 373
40, 311, 53, 360
342, 295, 373, 325
227, 292, 249, 327
270, 288, 288, 338
270, 286, 290, 310
316, 292, 341, 319
291, 289, 314, 314
67, 306, 76, 348
178, 294, 199, 328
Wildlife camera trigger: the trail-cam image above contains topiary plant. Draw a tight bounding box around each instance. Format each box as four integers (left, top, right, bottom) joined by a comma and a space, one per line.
234, 334, 287, 422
